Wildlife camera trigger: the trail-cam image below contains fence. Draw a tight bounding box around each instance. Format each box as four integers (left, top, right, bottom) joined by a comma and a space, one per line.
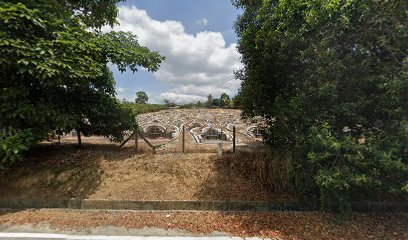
119, 126, 238, 155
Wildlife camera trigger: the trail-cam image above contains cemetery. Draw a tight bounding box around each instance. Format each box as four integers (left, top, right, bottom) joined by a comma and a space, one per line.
0, 109, 276, 203
137, 108, 263, 147
1, 0, 407, 238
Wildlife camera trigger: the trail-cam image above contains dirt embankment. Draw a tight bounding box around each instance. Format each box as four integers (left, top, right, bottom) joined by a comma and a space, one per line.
0, 139, 289, 201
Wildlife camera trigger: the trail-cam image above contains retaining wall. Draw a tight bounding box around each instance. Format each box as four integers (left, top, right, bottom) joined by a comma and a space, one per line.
0, 198, 406, 212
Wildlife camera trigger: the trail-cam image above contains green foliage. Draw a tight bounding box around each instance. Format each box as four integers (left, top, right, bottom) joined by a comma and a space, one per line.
0, 1, 164, 167
79, 97, 138, 142
0, 129, 37, 168
178, 103, 196, 109
212, 98, 221, 107
206, 94, 214, 107
234, 0, 408, 213
162, 99, 170, 106
220, 93, 231, 108
135, 91, 149, 104
196, 101, 204, 108
4, 0, 125, 29
205, 93, 234, 108
179, 101, 208, 109
122, 102, 166, 115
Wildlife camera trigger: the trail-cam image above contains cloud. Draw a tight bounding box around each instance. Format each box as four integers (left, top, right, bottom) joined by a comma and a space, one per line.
103, 6, 242, 104
116, 87, 127, 94
196, 18, 208, 26
115, 87, 131, 100
153, 92, 207, 104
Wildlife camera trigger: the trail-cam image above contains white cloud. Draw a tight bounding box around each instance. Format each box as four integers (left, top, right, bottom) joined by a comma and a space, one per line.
196, 18, 208, 26
104, 6, 242, 104
153, 92, 207, 104
116, 87, 127, 94
116, 87, 131, 100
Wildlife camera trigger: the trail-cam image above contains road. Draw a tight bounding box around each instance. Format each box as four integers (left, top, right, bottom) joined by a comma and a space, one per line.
0, 224, 273, 240
0, 232, 270, 240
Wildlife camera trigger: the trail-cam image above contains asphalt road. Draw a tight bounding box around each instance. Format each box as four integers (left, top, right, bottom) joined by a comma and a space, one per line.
0, 232, 270, 240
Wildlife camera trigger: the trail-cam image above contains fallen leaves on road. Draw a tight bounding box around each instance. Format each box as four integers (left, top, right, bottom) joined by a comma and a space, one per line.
0, 210, 407, 240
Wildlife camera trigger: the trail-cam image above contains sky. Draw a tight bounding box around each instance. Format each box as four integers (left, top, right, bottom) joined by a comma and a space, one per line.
104, 0, 243, 104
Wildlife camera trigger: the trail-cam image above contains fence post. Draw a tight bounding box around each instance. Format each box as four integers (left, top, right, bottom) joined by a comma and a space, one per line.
182, 125, 185, 153
218, 143, 223, 157
233, 126, 236, 153
135, 130, 138, 152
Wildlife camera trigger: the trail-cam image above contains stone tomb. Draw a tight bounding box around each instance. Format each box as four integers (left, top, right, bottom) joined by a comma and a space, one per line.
201, 128, 227, 141
145, 125, 166, 139
252, 127, 262, 138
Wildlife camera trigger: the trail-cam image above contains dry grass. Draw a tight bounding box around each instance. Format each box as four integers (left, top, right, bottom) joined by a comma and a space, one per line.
219, 147, 296, 198
0, 136, 287, 201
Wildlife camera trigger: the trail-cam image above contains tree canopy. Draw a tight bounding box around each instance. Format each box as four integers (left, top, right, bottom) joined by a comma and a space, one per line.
204, 93, 234, 108
135, 91, 149, 104
0, 1, 164, 167
220, 93, 231, 108
234, 0, 408, 213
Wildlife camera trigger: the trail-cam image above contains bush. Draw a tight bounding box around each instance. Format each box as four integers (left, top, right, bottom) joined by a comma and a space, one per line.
234, 0, 408, 213
122, 102, 166, 115
0, 129, 38, 168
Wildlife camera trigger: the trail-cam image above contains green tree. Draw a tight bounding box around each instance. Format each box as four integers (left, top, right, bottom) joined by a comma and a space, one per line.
234, 0, 408, 213
231, 92, 243, 109
162, 98, 170, 106
220, 92, 231, 108
196, 101, 203, 108
212, 98, 221, 107
0, 1, 164, 166
135, 91, 149, 104
206, 94, 214, 108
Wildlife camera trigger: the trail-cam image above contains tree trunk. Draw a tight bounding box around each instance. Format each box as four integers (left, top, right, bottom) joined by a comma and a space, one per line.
76, 129, 82, 148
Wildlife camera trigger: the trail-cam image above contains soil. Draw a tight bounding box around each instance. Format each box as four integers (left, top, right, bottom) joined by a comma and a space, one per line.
0, 209, 407, 240
0, 137, 289, 201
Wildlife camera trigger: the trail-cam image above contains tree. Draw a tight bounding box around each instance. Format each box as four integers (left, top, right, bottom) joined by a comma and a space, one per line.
135, 91, 149, 104
196, 101, 203, 108
232, 92, 243, 109
212, 98, 221, 107
162, 98, 170, 106
220, 92, 231, 108
0, 1, 164, 166
220, 93, 230, 101
234, 0, 408, 213
206, 94, 214, 108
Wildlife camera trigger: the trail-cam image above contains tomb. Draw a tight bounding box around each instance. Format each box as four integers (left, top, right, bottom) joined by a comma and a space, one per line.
137, 108, 263, 144
252, 127, 262, 138
202, 128, 227, 141
204, 128, 219, 140
189, 122, 202, 129
145, 125, 166, 139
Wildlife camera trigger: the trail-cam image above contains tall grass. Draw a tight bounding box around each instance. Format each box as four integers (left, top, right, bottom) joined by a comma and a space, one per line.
219, 147, 295, 196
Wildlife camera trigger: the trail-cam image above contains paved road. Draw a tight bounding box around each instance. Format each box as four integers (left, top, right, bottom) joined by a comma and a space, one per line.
0, 232, 270, 240
0, 223, 274, 240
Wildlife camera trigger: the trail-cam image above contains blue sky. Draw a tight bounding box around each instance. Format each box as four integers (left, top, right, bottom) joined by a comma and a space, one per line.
108, 0, 242, 104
